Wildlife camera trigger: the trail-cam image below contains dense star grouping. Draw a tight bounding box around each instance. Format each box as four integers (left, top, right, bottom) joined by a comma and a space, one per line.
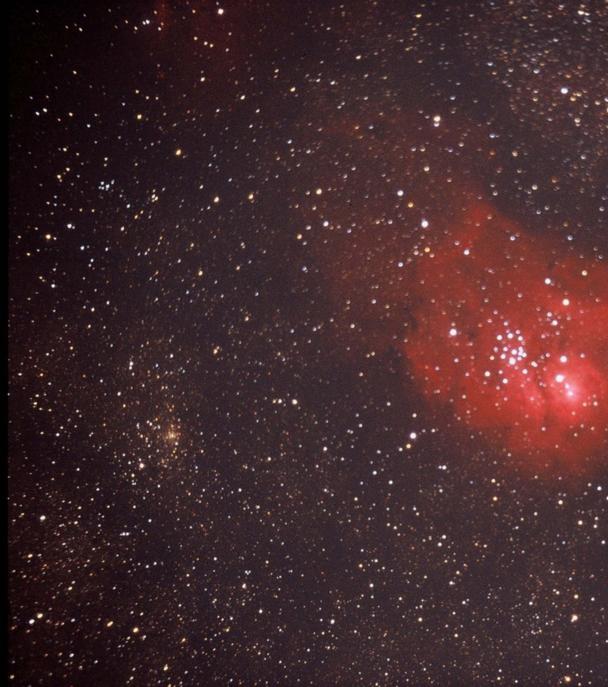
9, 1, 608, 685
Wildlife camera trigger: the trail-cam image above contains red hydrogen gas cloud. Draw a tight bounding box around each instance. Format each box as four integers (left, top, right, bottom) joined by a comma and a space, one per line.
404, 200, 608, 470
294, 104, 607, 472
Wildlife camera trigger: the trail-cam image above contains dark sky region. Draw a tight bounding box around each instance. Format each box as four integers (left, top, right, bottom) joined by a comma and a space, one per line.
8, 1, 608, 685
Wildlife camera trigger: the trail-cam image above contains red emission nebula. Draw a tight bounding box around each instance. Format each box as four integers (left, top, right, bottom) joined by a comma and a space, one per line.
404, 201, 608, 471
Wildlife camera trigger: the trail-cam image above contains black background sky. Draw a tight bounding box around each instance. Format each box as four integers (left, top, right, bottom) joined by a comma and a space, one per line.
9, 2, 608, 685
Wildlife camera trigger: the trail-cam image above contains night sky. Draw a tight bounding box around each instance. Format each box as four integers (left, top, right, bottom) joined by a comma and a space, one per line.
8, 2, 608, 685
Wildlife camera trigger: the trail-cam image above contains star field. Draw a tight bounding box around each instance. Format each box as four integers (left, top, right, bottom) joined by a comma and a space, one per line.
8, 2, 608, 685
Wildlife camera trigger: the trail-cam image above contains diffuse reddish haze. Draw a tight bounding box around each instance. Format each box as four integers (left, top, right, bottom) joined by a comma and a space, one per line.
299, 108, 607, 472
403, 200, 608, 470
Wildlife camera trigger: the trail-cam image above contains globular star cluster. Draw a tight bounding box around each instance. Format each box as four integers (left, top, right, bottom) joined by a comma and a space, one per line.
8, 2, 608, 686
